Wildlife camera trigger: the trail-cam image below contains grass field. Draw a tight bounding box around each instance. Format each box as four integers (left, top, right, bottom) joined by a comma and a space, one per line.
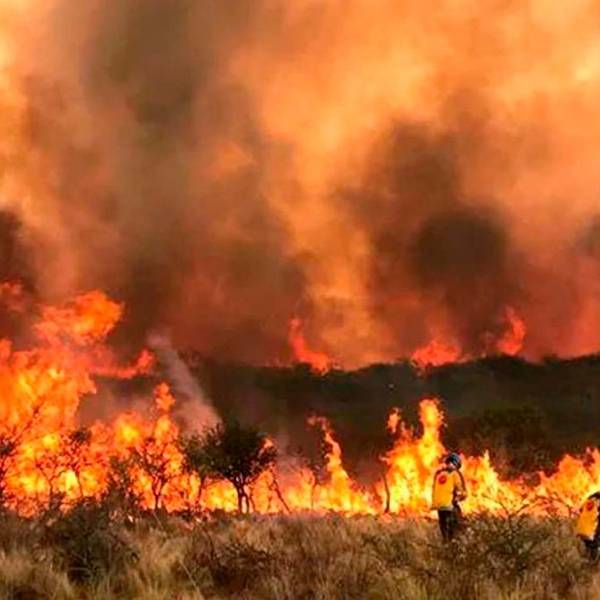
0, 506, 598, 599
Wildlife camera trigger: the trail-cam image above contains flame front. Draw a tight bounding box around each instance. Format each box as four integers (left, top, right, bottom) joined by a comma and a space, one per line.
412, 306, 526, 372
0, 286, 596, 517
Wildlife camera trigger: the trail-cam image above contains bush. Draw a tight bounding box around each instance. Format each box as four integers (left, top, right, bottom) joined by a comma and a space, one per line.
179, 527, 274, 594
0, 509, 590, 599
409, 514, 590, 600
41, 499, 137, 584
0, 513, 39, 553
0, 549, 74, 600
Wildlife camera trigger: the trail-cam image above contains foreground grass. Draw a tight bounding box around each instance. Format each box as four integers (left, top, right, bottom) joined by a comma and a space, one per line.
0, 508, 598, 599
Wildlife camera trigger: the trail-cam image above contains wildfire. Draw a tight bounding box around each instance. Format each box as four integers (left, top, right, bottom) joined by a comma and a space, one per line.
288, 317, 334, 374
411, 306, 527, 373
410, 339, 463, 372
0, 285, 596, 517
496, 306, 526, 356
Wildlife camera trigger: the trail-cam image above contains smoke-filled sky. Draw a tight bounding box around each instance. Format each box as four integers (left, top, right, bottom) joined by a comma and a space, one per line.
0, 0, 599, 367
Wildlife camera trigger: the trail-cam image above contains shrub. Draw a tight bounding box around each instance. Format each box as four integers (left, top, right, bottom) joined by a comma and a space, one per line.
41, 499, 137, 584
184, 422, 277, 513
179, 527, 274, 594
409, 514, 590, 600
0, 513, 39, 553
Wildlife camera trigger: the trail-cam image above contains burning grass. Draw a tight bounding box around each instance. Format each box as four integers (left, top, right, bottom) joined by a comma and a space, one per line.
0, 509, 596, 599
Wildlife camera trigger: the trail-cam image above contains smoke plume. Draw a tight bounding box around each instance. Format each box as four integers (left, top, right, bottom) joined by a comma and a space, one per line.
0, 0, 599, 367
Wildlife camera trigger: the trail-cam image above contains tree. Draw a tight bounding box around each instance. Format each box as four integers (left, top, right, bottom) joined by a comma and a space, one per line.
105, 456, 142, 519
0, 395, 51, 511
130, 435, 176, 511
179, 433, 211, 512
62, 428, 93, 500
455, 406, 554, 476
0, 436, 18, 509
188, 421, 277, 513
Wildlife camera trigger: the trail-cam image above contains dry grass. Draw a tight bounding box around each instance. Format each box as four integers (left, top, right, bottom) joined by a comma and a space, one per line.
0, 510, 598, 599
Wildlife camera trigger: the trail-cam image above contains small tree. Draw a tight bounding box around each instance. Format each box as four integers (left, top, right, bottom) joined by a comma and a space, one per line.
62, 428, 93, 499
0, 437, 18, 509
130, 435, 176, 511
105, 456, 142, 520
191, 422, 277, 513
179, 433, 211, 512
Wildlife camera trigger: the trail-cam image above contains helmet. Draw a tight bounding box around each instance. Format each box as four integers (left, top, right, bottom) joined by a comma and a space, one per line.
445, 452, 462, 470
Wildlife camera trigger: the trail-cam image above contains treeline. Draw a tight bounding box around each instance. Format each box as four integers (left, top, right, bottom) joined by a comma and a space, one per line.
180, 353, 600, 479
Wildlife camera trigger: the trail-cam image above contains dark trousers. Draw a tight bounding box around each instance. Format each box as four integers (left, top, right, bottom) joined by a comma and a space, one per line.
438, 505, 462, 541
580, 518, 600, 561
584, 538, 599, 561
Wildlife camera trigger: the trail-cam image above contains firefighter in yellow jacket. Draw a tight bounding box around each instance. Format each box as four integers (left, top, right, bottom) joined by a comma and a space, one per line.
432, 452, 467, 541
576, 491, 600, 560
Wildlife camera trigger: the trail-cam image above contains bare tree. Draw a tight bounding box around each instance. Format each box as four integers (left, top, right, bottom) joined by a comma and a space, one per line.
130, 436, 176, 511
34, 443, 67, 512
0, 396, 50, 510
61, 428, 93, 500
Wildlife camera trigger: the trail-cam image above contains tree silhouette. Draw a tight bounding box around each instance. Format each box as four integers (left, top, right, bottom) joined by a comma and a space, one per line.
179, 433, 212, 512
62, 428, 94, 500
189, 421, 277, 513
130, 435, 176, 511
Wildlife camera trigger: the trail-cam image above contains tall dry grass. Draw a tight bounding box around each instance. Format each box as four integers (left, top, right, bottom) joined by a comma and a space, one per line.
0, 509, 598, 599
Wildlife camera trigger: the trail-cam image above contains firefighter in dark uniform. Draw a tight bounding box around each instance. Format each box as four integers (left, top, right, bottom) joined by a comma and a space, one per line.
576, 491, 600, 561
432, 452, 467, 541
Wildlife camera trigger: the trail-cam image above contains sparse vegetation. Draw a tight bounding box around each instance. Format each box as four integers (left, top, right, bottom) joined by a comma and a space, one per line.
0, 507, 597, 599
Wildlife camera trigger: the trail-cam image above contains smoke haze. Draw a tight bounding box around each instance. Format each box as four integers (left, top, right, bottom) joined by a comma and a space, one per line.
0, 0, 599, 367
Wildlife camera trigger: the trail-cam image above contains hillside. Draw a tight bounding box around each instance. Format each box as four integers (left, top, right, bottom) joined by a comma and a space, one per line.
183, 354, 600, 479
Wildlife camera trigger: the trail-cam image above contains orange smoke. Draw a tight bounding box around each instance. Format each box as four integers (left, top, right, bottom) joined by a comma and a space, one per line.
1, 0, 600, 368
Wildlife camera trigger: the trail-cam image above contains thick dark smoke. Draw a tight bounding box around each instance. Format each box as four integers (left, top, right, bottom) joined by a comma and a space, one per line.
4, 1, 308, 362
1, 0, 600, 367
337, 121, 523, 355
408, 208, 518, 351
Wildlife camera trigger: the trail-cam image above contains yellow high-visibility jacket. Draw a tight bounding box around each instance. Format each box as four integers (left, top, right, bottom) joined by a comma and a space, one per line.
432, 467, 466, 511
576, 493, 600, 541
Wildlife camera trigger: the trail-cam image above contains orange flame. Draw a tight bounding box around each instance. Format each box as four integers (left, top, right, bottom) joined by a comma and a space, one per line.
288, 317, 333, 374
0, 286, 596, 517
496, 306, 526, 356
412, 306, 527, 372
410, 339, 463, 372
